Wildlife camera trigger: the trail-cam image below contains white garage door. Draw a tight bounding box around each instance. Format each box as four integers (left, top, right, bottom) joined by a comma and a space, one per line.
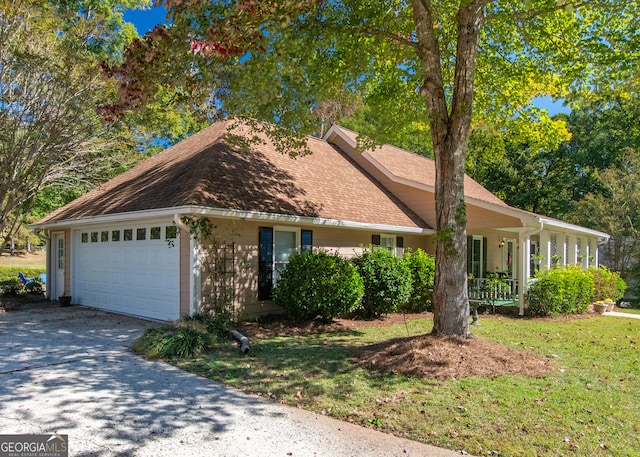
73, 223, 180, 321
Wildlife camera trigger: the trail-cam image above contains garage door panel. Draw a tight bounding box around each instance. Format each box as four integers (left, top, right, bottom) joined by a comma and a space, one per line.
73, 224, 180, 321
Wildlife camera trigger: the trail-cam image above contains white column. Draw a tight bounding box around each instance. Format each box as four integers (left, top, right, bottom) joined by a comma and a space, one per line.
518, 234, 531, 316
539, 231, 550, 271
567, 235, 577, 264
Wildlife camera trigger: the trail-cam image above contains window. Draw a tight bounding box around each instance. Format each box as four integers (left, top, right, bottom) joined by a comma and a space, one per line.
467, 235, 486, 279
371, 234, 404, 256
150, 226, 161, 240
81, 233, 88, 243
273, 228, 298, 284
101, 231, 109, 242
136, 228, 146, 240
123, 229, 133, 241
57, 238, 64, 270
165, 226, 177, 239
112, 230, 120, 242
258, 227, 312, 300
91, 232, 98, 243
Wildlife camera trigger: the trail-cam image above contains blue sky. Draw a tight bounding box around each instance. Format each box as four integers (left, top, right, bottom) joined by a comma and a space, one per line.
123, 6, 168, 34
123, 7, 570, 116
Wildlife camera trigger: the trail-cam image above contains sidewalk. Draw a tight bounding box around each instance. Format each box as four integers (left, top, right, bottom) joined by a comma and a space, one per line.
604, 310, 640, 319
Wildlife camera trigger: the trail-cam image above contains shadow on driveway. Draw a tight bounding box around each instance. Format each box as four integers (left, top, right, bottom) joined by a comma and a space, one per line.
0, 305, 465, 457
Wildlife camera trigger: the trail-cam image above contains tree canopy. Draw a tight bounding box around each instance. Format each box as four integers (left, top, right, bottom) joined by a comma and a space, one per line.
113, 0, 639, 335
0, 0, 147, 250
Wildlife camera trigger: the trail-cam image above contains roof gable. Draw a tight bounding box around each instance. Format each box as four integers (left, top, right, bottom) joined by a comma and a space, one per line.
36, 121, 430, 230
325, 125, 507, 207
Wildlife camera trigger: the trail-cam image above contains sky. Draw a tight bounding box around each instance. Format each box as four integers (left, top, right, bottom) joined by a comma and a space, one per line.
123, 7, 571, 117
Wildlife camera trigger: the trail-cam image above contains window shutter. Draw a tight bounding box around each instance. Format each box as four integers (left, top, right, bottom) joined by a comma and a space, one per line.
301, 230, 313, 252
466, 236, 472, 275
372, 234, 381, 246
396, 236, 404, 248
258, 227, 274, 300
482, 237, 488, 278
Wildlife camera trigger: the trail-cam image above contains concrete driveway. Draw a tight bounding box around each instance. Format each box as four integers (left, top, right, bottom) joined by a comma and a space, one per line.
0, 305, 465, 457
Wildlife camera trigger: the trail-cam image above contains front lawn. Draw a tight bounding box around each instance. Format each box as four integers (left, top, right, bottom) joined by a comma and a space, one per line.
144, 314, 639, 456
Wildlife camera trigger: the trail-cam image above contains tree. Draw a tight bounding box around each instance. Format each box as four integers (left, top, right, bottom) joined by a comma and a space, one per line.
0, 0, 125, 250
570, 151, 640, 276
466, 108, 574, 217
121, 0, 639, 336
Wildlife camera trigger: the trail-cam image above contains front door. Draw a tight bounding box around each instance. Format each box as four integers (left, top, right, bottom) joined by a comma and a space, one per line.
52, 233, 65, 299
502, 238, 517, 279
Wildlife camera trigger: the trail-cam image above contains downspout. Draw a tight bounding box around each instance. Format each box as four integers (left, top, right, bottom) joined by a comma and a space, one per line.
174, 214, 201, 316
518, 220, 543, 316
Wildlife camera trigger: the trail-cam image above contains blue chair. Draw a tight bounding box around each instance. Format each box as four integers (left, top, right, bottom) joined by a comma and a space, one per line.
39, 273, 47, 285
18, 272, 37, 285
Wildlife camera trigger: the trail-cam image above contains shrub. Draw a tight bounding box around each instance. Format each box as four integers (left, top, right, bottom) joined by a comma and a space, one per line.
589, 266, 626, 302
134, 325, 209, 359
526, 265, 594, 316
273, 250, 364, 322
352, 245, 412, 318
182, 310, 233, 338
400, 248, 435, 312
0, 267, 45, 283
0, 278, 25, 296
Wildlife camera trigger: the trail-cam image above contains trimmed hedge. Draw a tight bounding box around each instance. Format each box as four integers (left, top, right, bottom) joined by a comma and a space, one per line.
590, 266, 626, 302
526, 265, 595, 316
272, 250, 364, 322
352, 245, 412, 318
400, 248, 435, 312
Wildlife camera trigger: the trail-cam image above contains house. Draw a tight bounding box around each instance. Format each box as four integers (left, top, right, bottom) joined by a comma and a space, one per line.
32, 120, 609, 321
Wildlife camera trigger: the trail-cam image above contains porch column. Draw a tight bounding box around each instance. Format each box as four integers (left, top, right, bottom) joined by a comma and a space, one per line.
518, 233, 532, 316
567, 235, 578, 264
560, 235, 568, 266
539, 231, 551, 271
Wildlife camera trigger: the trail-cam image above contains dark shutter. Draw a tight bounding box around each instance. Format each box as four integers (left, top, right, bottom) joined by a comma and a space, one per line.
372, 234, 381, 246
301, 230, 313, 252
258, 227, 273, 300
466, 236, 472, 275
396, 236, 404, 248
482, 236, 488, 278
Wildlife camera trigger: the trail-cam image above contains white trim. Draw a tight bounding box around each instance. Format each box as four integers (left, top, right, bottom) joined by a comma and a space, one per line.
33, 206, 434, 235
191, 236, 201, 316
538, 217, 609, 240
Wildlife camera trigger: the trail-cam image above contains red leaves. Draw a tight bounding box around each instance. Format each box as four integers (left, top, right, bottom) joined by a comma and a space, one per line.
190, 39, 244, 57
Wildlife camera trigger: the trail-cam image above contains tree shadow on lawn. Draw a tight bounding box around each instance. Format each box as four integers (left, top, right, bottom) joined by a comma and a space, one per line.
238, 313, 557, 382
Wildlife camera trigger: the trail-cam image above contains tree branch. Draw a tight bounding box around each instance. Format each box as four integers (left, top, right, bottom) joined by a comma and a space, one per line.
485, 0, 596, 22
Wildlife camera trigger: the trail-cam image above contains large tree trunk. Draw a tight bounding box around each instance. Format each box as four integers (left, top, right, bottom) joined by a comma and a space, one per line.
412, 1, 485, 336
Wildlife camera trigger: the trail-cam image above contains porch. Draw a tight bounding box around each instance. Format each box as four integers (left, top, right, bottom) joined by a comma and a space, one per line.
468, 276, 518, 322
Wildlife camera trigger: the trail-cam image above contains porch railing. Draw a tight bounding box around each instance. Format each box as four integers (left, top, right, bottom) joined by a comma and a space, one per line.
468, 277, 518, 307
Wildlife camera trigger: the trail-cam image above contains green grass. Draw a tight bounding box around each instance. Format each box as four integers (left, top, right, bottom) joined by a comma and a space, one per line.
0, 266, 46, 282
150, 315, 639, 457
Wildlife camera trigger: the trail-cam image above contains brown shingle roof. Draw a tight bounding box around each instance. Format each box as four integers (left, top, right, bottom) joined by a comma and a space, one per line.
36, 121, 430, 230
331, 125, 508, 207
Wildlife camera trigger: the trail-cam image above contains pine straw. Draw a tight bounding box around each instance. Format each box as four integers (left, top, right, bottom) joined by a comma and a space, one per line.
352, 333, 555, 380
241, 313, 557, 380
